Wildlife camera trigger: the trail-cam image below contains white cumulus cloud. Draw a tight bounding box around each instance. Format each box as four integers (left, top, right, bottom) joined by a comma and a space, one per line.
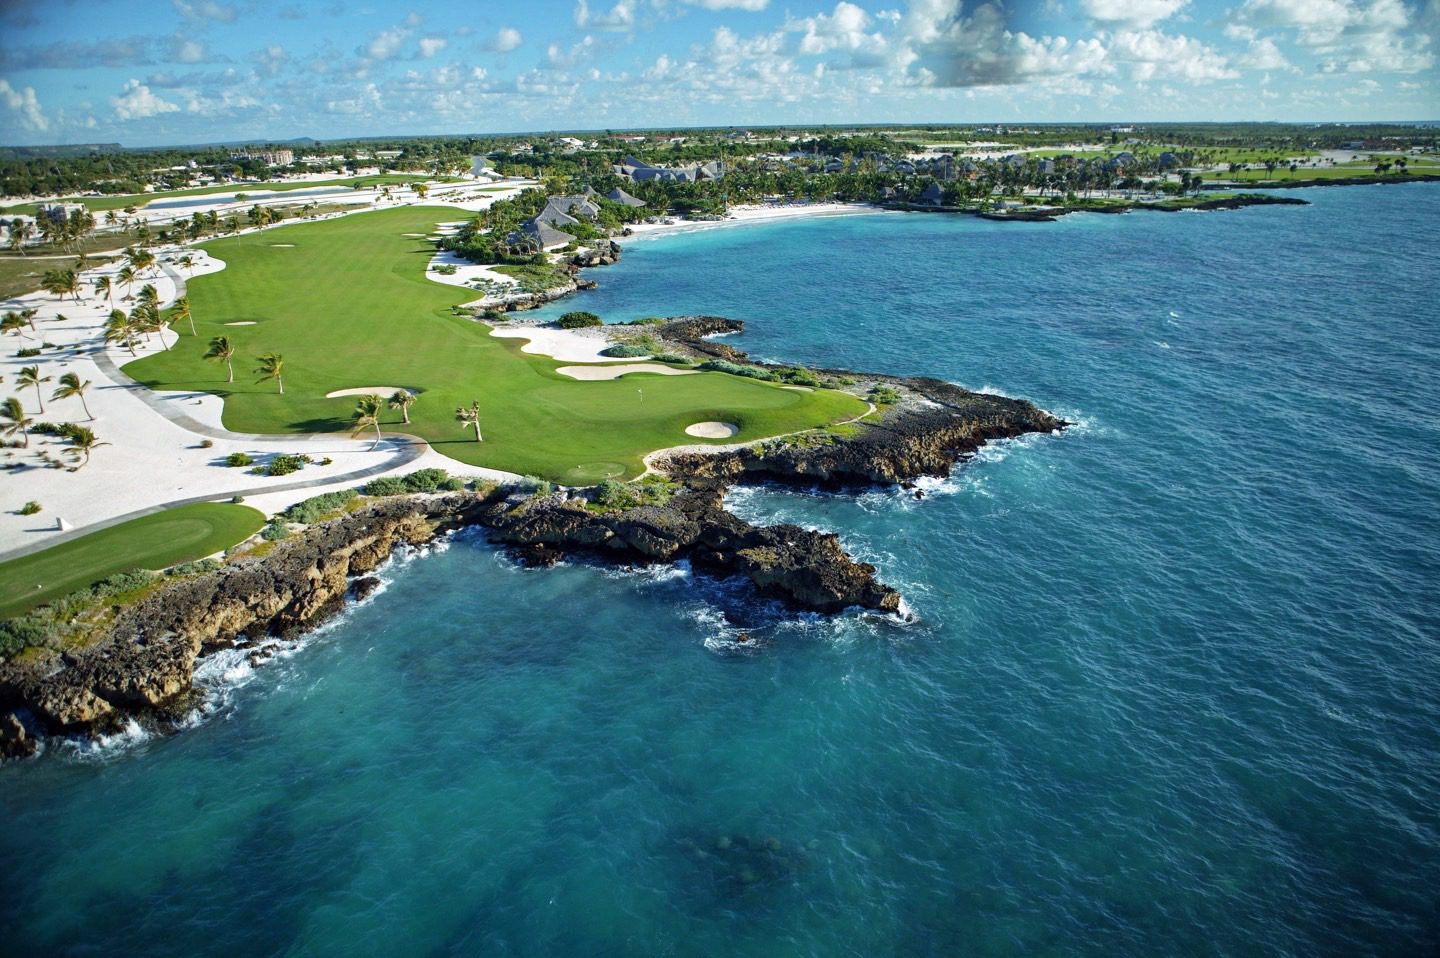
111, 78, 180, 120
490, 27, 523, 52
419, 36, 447, 58
0, 79, 48, 131
1080, 0, 1188, 28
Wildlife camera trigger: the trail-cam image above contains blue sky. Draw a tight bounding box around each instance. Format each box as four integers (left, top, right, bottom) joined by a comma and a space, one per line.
0, 0, 1436, 146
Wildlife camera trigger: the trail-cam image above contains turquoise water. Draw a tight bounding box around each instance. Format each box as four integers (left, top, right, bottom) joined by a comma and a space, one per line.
5, 186, 1439, 956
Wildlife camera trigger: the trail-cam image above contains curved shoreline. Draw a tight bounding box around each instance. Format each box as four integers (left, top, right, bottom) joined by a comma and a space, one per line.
0, 313, 1066, 758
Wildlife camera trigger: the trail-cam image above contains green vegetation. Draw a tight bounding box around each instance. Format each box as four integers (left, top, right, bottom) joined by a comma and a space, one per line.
0, 502, 264, 620
280, 489, 360, 524
123, 207, 866, 483
225, 451, 254, 467
491, 262, 571, 291
360, 468, 466, 496
558, 310, 603, 328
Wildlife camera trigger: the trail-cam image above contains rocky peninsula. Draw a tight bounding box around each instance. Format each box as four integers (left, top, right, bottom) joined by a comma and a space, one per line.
0, 316, 1065, 758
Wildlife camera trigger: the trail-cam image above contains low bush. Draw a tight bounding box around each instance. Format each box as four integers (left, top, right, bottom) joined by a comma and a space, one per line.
92, 569, 156, 599
653, 353, 691, 365
281, 489, 358, 524
592, 479, 639, 510
15, 348, 41, 358
599, 343, 649, 358
868, 384, 901, 405
361, 468, 461, 497
19, 500, 41, 515
225, 452, 254, 467
254, 454, 307, 477
199, 439, 214, 449
432, 263, 458, 275
698, 359, 778, 382
170, 558, 222, 576
557, 310, 602, 329
260, 518, 291, 541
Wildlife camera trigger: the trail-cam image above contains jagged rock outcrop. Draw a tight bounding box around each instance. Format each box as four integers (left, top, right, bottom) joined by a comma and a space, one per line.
0, 312, 1067, 756
570, 240, 622, 268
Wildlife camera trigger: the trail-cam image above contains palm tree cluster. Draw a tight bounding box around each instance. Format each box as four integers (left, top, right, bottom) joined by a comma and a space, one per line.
31, 205, 96, 252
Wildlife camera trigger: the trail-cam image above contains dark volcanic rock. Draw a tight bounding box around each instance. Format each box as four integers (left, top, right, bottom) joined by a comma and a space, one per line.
0, 311, 1067, 756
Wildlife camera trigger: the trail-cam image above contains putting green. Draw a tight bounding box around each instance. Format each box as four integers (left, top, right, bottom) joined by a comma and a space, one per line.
124, 206, 866, 481
0, 503, 265, 620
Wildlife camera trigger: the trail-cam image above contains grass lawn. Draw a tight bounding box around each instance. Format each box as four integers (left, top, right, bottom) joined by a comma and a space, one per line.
0, 502, 264, 619
0, 174, 456, 216
123, 206, 867, 483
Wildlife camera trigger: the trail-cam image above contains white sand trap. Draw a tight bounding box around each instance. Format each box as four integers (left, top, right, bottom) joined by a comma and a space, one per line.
556, 363, 698, 381
224, 321, 256, 326
401, 233, 427, 237
781, 385, 814, 392
270, 243, 295, 247
325, 386, 414, 399
685, 421, 740, 439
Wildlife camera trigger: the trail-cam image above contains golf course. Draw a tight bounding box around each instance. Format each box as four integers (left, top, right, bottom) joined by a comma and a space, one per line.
124, 206, 867, 483
0, 502, 264, 619
0, 174, 449, 215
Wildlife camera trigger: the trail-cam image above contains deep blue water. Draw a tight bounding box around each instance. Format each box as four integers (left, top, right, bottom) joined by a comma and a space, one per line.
4, 186, 1439, 956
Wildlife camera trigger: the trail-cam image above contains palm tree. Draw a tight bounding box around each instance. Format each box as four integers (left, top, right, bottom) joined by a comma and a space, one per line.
351, 394, 384, 450
455, 400, 482, 442
16, 365, 52, 413
6, 217, 33, 255
1, 396, 33, 447
1, 312, 27, 341
180, 254, 196, 275
254, 352, 284, 394
134, 305, 168, 349
204, 336, 236, 382
117, 265, 137, 299
64, 426, 108, 466
93, 274, 113, 306
105, 309, 140, 356
136, 283, 159, 310
51, 372, 94, 420
20, 307, 37, 332
388, 389, 415, 424
170, 296, 195, 336
42, 268, 80, 301
129, 246, 156, 276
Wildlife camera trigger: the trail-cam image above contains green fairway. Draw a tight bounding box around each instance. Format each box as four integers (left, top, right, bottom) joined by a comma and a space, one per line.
0, 174, 452, 215
123, 206, 867, 482
0, 503, 265, 619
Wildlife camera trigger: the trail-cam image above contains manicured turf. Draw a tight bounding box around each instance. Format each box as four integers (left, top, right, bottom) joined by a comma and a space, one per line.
123, 206, 868, 482
0, 503, 265, 619
0, 174, 452, 215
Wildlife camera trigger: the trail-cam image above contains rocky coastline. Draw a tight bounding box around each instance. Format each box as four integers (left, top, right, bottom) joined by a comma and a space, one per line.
0, 314, 1065, 759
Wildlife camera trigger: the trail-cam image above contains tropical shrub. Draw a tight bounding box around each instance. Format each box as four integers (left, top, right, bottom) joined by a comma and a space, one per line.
599, 343, 649, 358
868, 385, 901, 405
19, 500, 41, 515
281, 489, 358, 524
225, 452, 254, 467
557, 310, 602, 329
260, 518, 292, 541
259, 454, 307, 477
361, 468, 458, 496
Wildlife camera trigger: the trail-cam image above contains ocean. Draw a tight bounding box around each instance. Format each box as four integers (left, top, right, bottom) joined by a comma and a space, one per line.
3, 184, 1438, 956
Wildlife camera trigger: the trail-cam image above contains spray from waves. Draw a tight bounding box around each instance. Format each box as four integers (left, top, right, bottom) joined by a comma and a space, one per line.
50, 533, 461, 763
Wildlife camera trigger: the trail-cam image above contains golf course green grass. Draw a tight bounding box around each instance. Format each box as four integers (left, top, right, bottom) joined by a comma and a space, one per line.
0, 503, 265, 619
0, 174, 452, 215
124, 206, 867, 483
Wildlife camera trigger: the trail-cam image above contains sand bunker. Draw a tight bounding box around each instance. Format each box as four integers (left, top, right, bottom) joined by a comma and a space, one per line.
781, 385, 814, 392
555, 363, 698, 381
325, 387, 414, 399
685, 421, 740, 439
270, 244, 295, 248
224, 321, 256, 326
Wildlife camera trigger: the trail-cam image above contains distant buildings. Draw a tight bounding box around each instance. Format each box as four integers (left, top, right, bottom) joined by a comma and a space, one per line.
613, 155, 723, 183
229, 149, 294, 166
